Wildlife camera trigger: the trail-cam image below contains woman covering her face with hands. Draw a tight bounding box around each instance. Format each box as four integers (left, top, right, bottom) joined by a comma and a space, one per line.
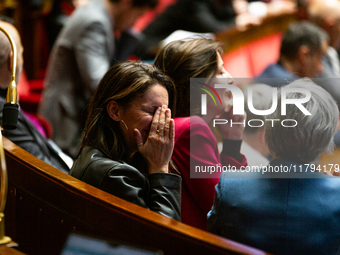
70, 61, 181, 221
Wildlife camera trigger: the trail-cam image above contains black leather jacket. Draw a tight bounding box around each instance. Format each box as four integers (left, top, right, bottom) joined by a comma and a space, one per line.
70, 146, 181, 221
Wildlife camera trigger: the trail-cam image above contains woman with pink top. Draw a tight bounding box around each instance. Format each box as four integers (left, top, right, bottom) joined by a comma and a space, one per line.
154, 38, 247, 230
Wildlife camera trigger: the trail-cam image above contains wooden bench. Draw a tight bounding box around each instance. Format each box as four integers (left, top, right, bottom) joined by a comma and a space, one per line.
2, 137, 270, 255
216, 13, 298, 78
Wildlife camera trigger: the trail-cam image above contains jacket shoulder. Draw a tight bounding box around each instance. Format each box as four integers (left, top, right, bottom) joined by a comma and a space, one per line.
70, 146, 144, 188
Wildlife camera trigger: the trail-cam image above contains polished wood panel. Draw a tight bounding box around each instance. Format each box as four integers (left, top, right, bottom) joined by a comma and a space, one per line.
2, 137, 271, 255
0, 245, 26, 255
216, 13, 298, 54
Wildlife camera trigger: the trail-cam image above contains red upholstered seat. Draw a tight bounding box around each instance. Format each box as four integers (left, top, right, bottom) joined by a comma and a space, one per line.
133, 0, 177, 32
17, 70, 44, 113
17, 70, 52, 138
223, 32, 282, 79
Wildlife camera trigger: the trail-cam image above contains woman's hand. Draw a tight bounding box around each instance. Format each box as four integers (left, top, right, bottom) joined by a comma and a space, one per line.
217, 107, 246, 140
134, 105, 175, 174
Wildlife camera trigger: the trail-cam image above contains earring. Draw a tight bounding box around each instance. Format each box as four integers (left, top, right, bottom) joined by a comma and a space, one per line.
120, 119, 128, 130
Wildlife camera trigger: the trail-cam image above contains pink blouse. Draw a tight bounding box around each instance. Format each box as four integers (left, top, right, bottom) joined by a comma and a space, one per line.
172, 116, 247, 230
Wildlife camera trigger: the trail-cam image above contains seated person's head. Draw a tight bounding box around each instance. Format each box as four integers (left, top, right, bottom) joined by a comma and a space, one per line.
0, 20, 24, 88
265, 78, 338, 164
280, 21, 329, 78
81, 61, 176, 162
154, 37, 232, 117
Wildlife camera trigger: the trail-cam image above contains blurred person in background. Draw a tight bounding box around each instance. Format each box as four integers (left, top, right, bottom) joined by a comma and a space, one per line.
39, 0, 158, 158
0, 20, 71, 173
45, 0, 91, 48
208, 78, 340, 255
307, 0, 340, 109
134, 0, 296, 59
256, 21, 329, 87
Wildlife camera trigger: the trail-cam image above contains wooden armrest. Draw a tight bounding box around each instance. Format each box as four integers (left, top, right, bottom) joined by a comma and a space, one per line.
3, 137, 271, 255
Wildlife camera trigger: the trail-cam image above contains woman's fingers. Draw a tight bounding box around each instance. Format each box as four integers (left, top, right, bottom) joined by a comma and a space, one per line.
158, 105, 167, 137
169, 118, 175, 141
140, 105, 174, 174
150, 107, 161, 134
163, 108, 171, 139
146, 104, 173, 144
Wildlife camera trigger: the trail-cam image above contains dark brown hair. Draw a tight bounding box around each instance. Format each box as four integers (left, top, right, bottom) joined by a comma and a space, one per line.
280, 21, 329, 61
154, 38, 223, 117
